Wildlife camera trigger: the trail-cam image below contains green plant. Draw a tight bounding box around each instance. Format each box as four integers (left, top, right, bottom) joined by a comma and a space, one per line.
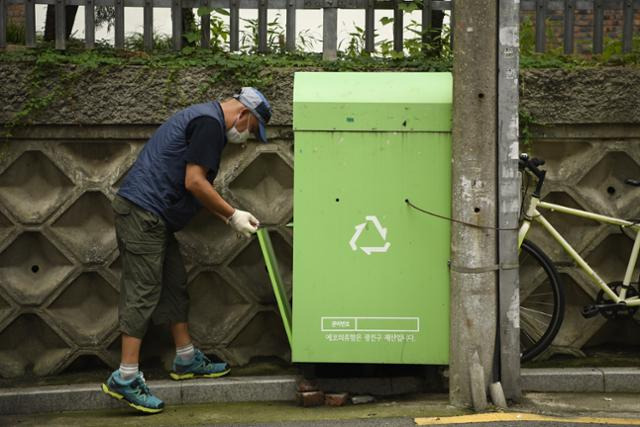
7, 22, 25, 44
519, 109, 535, 154
357, 7, 450, 60
240, 13, 286, 54
341, 24, 371, 57
124, 31, 173, 51
599, 35, 640, 64
296, 28, 320, 52
181, 7, 230, 53
520, 15, 535, 56
0, 43, 453, 139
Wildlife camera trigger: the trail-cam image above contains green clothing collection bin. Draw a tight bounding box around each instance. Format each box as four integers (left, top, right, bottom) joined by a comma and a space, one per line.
265, 72, 453, 365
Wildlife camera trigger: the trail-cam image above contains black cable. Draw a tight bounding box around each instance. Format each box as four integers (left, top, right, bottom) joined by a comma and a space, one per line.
405, 199, 520, 231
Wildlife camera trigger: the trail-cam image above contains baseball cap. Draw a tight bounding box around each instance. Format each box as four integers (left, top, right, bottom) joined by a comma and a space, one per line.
233, 87, 272, 143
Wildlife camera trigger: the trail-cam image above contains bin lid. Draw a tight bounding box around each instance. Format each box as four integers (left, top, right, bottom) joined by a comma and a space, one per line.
293, 72, 452, 132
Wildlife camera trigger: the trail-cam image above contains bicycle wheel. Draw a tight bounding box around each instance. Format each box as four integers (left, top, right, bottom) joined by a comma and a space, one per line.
519, 239, 565, 362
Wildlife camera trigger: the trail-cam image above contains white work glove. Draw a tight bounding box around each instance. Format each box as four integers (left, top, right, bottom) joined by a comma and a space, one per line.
227, 209, 260, 237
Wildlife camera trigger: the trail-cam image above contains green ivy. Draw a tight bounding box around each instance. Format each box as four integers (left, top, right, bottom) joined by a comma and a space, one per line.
0, 46, 452, 138
518, 109, 535, 155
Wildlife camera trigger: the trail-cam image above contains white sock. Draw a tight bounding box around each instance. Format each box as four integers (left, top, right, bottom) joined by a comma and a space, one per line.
176, 343, 195, 362
119, 363, 138, 380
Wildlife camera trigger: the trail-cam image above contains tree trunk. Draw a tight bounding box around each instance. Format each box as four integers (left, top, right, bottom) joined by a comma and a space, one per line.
182, 8, 196, 47
423, 10, 445, 56
44, 5, 79, 41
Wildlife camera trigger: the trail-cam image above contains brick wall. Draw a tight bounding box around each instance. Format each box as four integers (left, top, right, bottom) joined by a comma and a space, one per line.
7, 5, 25, 26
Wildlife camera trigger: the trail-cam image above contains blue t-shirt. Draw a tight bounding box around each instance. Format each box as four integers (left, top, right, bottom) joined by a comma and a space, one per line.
118, 101, 227, 231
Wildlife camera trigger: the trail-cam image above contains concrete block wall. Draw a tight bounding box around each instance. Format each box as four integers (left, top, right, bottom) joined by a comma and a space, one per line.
0, 131, 293, 377
521, 68, 640, 359
521, 127, 640, 358
1, 64, 640, 377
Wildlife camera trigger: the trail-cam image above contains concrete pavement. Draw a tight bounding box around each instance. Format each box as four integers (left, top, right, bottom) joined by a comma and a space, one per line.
3, 391, 640, 426
5, 368, 640, 416
2, 369, 640, 425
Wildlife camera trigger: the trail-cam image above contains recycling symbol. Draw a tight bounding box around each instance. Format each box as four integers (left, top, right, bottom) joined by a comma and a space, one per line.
349, 215, 391, 255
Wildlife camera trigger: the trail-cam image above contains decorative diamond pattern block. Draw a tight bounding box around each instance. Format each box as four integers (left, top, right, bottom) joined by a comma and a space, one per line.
0, 294, 13, 326
0, 209, 13, 244
585, 233, 638, 285
187, 271, 252, 345
552, 273, 606, 350
228, 153, 293, 225
59, 142, 131, 181
62, 353, 112, 374
578, 151, 640, 217
50, 192, 116, 264
0, 314, 71, 377
534, 191, 601, 261
176, 210, 241, 265
0, 151, 74, 224
523, 142, 640, 358
528, 140, 594, 182
47, 272, 118, 345
109, 256, 121, 277
225, 311, 290, 366
229, 231, 292, 304
0, 232, 74, 305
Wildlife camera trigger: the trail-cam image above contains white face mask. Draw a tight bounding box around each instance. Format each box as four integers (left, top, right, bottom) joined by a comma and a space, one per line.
226, 115, 251, 144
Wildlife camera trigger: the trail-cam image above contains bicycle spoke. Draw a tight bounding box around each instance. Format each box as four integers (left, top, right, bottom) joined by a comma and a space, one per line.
521, 307, 552, 333
527, 291, 553, 298
524, 301, 555, 307
520, 320, 541, 344
519, 240, 563, 362
521, 306, 553, 319
520, 329, 536, 349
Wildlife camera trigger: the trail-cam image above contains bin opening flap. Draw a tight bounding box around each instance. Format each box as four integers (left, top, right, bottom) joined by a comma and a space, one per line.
257, 228, 292, 347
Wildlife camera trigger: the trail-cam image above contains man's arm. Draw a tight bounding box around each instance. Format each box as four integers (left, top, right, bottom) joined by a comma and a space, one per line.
184, 163, 234, 221
185, 163, 259, 236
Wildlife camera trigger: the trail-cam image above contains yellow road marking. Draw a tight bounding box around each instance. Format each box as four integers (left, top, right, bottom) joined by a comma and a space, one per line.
415, 412, 640, 425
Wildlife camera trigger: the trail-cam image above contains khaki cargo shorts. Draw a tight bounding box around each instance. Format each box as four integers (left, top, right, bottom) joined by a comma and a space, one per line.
112, 195, 189, 339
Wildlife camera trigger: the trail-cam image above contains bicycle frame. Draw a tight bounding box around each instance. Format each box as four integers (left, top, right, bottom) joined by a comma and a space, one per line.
519, 196, 640, 306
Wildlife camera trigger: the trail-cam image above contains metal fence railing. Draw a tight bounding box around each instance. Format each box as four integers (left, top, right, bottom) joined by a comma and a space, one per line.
0, 0, 638, 57
521, 0, 639, 54
0, 0, 453, 59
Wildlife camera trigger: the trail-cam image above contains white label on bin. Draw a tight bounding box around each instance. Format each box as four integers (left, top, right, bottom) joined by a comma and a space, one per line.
321, 317, 420, 344
321, 317, 420, 332
349, 215, 391, 255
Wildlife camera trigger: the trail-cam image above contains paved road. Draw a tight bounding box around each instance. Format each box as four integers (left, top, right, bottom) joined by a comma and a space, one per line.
219, 416, 640, 426
2, 393, 640, 426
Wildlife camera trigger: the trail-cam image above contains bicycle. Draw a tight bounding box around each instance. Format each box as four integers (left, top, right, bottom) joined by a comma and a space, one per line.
518, 153, 640, 362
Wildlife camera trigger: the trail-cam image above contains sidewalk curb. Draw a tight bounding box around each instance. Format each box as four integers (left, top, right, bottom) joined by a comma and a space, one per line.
522, 367, 640, 392
3, 368, 640, 416
0, 375, 299, 415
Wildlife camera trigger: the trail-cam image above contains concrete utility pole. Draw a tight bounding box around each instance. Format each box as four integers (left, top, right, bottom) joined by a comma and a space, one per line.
450, 0, 498, 408
498, 0, 522, 402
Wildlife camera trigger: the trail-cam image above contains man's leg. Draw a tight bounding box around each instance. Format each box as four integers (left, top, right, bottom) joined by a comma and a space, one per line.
102, 195, 167, 413
154, 234, 230, 380
119, 334, 142, 379
170, 322, 192, 348
170, 322, 195, 362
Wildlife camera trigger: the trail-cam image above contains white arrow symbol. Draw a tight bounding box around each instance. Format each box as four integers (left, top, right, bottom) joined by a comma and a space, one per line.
348, 216, 390, 254
361, 242, 391, 255
349, 223, 366, 251
365, 215, 387, 240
